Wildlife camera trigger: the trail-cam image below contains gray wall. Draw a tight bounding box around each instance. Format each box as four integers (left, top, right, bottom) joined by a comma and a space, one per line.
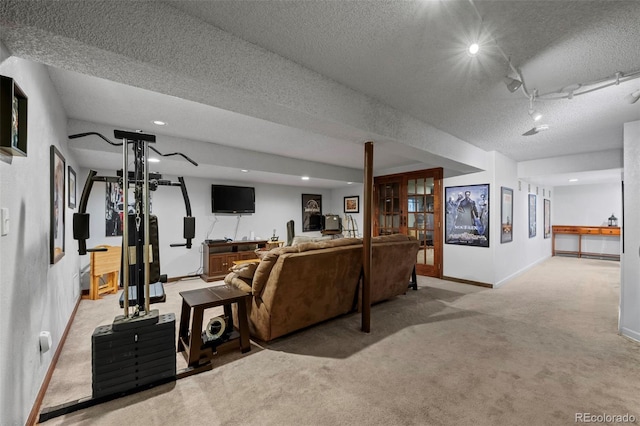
0, 57, 81, 424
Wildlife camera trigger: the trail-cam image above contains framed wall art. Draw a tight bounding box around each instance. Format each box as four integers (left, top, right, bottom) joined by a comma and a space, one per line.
68, 166, 76, 208
50, 146, 65, 264
302, 194, 322, 232
0, 76, 28, 157
544, 199, 551, 239
344, 195, 359, 213
501, 187, 513, 243
445, 183, 489, 247
528, 194, 537, 238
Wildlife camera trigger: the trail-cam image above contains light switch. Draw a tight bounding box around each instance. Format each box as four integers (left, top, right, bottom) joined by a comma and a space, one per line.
1, 208, 8, 236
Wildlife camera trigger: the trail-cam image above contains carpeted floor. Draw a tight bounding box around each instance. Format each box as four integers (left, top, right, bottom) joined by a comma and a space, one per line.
39, 257, 640, 425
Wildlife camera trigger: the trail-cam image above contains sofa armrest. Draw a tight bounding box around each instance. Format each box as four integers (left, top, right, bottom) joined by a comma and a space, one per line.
224, 272, 252, 294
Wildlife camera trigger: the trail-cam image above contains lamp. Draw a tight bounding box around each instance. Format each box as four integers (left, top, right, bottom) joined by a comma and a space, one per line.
504, 76, 522, 93
608, 214, 618, 227
625, 90, 640, 104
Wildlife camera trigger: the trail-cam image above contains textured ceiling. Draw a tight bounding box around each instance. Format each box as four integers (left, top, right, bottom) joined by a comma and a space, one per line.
0, 0, 638, 187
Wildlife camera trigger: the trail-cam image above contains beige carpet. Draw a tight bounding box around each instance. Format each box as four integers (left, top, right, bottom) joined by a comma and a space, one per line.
39, 257, 640, 425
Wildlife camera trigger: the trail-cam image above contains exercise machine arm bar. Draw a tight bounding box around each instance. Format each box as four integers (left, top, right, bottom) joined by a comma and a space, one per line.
169, 176, 195, 248
149, 146, 198, 167
69, 132, 123, 146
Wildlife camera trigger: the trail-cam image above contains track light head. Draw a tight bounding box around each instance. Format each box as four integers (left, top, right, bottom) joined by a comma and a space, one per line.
625, 90, 640, 104
504, 76, 522, 93
522, 124, 549, 136
529, 109, 543, 122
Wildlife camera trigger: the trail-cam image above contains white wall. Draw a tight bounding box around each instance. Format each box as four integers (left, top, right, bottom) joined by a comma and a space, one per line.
552, 183, 622, 255
0, 57, 80, 424
443, 152, 552, 287
620, 120, 640, 342
82, 171, 338, 278
329, 184, 364, 238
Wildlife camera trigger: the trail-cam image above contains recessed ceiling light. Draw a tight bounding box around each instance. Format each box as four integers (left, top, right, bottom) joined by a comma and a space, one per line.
241, 169, 249, 173
569, 178, 578, 182
301, 176, 310, 181
148, 158, 160, 163
468, 43, 479, 56
152, 120, 167, 126
347, 182, 353, 185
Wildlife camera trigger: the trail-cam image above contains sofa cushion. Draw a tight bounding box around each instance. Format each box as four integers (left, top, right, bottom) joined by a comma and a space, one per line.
252, 251, 279, 296
296, 237, 361, 252
224, 272, 252, 293
231, 261, 259, 279
372, 234, 413, 243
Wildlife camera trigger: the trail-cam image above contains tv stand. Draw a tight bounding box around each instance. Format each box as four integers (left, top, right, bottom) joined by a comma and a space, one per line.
201, 240, 268, 282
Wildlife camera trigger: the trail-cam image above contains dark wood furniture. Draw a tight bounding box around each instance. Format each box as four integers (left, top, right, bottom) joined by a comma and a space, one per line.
177, 285, 251, 369
374, 168, 443, 277
552, 225, 621, 260
201, 240, 268, 281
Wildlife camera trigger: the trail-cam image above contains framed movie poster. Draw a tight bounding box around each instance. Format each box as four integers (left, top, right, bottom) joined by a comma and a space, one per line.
501, 187, 513, 243
302, 194, 322, 232
445, 184, 489, 247
68, 166, 76, 208
544, 199, 551, 238
50, 145, 65, 264
529, 194, 537, 238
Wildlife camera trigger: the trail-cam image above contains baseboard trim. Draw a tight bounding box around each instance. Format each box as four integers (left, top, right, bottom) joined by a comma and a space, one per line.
167, 274, 202, 283
441, 276, 493, 288
493, 255, 551, 289
620, 327, 640, 343
26, 295, 82, 426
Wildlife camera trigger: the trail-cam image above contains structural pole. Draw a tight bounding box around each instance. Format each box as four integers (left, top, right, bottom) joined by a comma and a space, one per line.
362, 141, 374, 332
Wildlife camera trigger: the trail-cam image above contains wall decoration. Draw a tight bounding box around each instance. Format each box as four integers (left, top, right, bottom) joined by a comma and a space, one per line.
105, 181, 123, 236
302, 194, 322, 232
68, 166, 76, 208
528, 194, 537, 238
544, 199, 551, 238
0, 76, 28, 157
344, 195, 359, 213
50, 146, 65, 264
445, 184, 489, 247
501, 187, 513, 243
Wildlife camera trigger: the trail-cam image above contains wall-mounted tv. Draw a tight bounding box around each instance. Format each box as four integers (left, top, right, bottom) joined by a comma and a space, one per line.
211, 184, 255, 214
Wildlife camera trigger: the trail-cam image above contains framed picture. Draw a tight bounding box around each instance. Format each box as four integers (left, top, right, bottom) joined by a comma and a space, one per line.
344, 195, 359, 213
68, 166, 76, 208
50, 146, 65, 264
445, 184, 489, 247
302, 194, 322, 232
528, 194, 537, 238
544, 199, 551, 238
0, 76, 28, 157
501, 187, 513, 243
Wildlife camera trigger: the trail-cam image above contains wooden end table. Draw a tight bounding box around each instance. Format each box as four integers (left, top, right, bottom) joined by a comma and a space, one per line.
177, 285, 251, 369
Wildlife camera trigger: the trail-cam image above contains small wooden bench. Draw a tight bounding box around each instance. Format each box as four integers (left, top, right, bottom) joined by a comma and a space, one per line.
88, 245, 121, 300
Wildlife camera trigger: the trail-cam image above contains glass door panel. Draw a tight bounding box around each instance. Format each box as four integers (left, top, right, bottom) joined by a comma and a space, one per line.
407, 177, 435, 270
376, 180, 403, 235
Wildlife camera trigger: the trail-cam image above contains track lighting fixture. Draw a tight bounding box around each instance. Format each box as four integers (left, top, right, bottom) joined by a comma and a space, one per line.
504, 76, 522, 93
522, 124, 549, 136
625, 90, 640, 104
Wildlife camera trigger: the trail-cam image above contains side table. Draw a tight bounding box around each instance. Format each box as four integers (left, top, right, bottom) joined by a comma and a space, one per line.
177, 285, 251, 369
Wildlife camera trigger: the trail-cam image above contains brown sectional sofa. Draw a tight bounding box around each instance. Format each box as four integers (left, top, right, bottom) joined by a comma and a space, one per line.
225, 234, 419, 342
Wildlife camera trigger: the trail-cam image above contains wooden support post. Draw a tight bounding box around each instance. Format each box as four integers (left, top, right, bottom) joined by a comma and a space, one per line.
362, 141, 373, 333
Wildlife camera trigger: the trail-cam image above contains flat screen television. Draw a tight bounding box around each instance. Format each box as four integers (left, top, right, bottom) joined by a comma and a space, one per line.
211, 184, 255, 214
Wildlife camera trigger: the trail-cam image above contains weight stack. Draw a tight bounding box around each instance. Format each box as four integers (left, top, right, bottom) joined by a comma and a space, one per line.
91, 313, 176, 399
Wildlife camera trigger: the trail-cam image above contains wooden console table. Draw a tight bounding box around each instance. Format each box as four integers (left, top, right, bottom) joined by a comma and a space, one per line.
201, 240, 268, 281
552, 225, 620, 260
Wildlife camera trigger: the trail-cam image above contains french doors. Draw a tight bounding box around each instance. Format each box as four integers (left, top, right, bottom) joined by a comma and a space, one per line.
374, 168, 442, 277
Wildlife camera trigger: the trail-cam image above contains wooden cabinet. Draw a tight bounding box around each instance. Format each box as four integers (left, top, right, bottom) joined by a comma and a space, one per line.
374, 168, 443, 278
201, 240, 267, 282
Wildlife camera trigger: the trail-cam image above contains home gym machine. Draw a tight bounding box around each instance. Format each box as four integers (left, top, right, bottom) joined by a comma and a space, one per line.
39, 130, 197, 422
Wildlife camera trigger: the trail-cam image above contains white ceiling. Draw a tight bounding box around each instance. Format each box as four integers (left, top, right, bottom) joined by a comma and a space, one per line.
1, 0, 639, 187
